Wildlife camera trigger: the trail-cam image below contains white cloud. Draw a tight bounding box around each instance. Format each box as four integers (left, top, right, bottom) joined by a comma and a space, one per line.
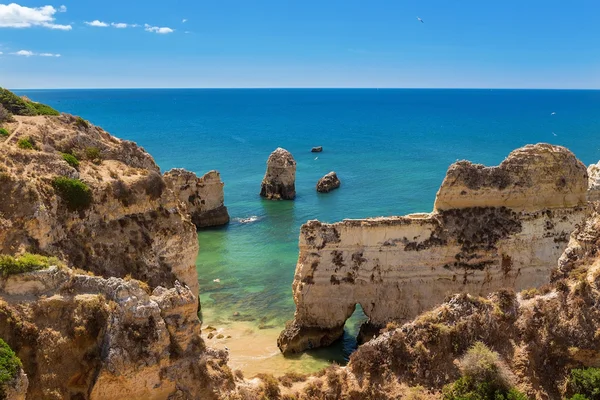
0, 3, 72, 30
13, 49, 60, 57
144, 23, 173, 34
14, 50, 33, 56
85, 20, 108, 27
58, 5, 66, 12
182, 18, 187, 23
110, 22, 139, 28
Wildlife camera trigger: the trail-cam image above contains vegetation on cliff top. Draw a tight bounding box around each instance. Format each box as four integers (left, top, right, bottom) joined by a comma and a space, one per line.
0, 87, 59, 116
0, 253, 57, 277
0, 128, 8, 138
52, 177, 93, 211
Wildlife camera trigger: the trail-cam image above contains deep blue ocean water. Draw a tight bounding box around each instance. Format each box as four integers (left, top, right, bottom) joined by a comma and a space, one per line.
14, 88, 600, 372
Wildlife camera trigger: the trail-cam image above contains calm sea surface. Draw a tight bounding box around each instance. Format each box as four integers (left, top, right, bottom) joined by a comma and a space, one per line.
14, 88, 600, 374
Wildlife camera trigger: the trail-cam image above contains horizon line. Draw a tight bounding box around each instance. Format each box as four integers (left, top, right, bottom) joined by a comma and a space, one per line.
10, 87, 600, 91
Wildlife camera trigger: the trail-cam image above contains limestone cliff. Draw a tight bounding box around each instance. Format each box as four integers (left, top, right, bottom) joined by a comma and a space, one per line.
587, 161, 600, 201
0, 114, 198, 296
164, 168, 230, 228
0, 266, 233, 400
260, 148, 296, 200
278, 144, 589, 354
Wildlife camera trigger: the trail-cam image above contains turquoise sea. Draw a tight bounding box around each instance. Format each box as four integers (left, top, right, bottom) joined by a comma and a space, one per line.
14, 88, 600, 373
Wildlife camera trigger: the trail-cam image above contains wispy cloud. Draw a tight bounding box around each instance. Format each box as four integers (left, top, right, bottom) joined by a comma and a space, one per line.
111, 22, 139, 28
0, 3, 72, 30
144, 24, 173, 34
13, 49, 60, 57
85, 20, 108, 27
58, 5, 66, 13
182, 18, 187, 23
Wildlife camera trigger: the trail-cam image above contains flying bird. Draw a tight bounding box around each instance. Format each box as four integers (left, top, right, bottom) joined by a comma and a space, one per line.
417, 17, 424, 23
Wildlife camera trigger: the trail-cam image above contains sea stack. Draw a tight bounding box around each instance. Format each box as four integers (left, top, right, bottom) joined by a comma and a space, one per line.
316, 171, 340, 193
164, 169, 230, 228
260, 147, 296, 200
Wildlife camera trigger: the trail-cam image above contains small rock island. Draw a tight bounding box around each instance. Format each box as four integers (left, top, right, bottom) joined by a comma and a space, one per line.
316, 171, 341, 193
260, 147, 297, 200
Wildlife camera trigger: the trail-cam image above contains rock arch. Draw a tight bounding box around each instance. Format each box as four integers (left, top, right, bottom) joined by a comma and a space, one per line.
278, 144, 589, 354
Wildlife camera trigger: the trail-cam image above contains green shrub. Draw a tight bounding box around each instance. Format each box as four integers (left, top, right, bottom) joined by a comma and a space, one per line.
443, 342, 528, 400
0, 88, 36, 116
30, 102, 59, 116
443, 376, 528, 400
567, 368, 600, 400
85, 146, 101, 163
52, 177, 93, 211
0, 253, 56, 277
76, 116, 89, 129
61, 153, 80, 169
0, 128, 8, 138
0, 338, 21, 386
17, 137, 34, 150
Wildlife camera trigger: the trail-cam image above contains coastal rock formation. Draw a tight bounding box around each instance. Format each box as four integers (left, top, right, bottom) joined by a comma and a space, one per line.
260, 148, 296, 200
587, 161, 600, 201
0, 114, 198, 296
311, 146, 323, 153
164, 168, 230, 228
316, 171, 341, 193
278, 144, 589, 354
0, 266, 233, 400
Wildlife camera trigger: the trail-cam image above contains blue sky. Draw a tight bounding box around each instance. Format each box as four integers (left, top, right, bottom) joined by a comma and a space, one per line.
1, 0, 599, 88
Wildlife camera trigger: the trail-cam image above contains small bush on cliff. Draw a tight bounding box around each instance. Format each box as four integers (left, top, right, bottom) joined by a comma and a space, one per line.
84, 146, 101, 164
443, 342, 527, 400
17, 137, 34, 150
0, 104, 12, 122
52, 177, 93, 211
0, 338, 21, 388
0, 128, 8, 138
0, 253, 56, 277
61, 153, 80, 169
76, 116, 90, 129
566, 368, 600, 400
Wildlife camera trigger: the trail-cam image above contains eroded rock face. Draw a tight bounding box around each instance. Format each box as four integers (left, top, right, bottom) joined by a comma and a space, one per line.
0, 267, 233, 400
316, 171, 340, 193
164, 169, 230, 228
278, 144, 589, 354
587, 161, 600, 201
260, 148, 296, 200
0, 115, 198, 296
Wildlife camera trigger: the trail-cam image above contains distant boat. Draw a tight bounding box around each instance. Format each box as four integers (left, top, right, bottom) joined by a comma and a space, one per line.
551, 112, 556, 115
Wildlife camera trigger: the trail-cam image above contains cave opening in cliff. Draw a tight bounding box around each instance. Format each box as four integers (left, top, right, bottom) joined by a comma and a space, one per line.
340, 303, 369, 360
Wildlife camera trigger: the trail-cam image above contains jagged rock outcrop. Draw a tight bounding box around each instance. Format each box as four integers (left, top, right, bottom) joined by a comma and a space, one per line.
164, 169, 230, 228
587, 161, 600, 201
311, 146, 323, 153
316, 171, 340, 193
0, 266, 233, 400
260, 148, 296, 200
0, 114, 198, 296
278, 144, 589, 354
